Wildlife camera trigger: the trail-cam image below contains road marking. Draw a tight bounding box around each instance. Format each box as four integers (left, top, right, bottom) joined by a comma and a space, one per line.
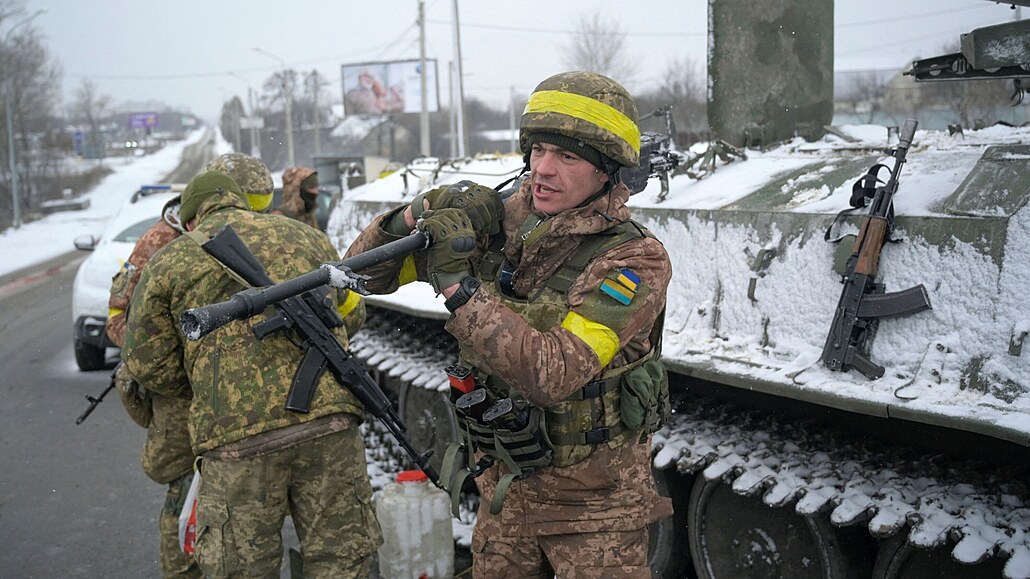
0, 256, 86, 299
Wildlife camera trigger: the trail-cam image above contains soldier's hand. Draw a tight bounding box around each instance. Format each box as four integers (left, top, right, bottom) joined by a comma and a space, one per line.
416, 208, 476, 294
412, 180, 504, 236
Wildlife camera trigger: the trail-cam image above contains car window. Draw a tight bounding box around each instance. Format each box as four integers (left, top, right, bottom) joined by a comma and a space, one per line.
113, 217, 159, 243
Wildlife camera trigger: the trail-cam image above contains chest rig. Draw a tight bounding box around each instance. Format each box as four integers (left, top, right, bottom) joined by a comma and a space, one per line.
442, 218, 667, 517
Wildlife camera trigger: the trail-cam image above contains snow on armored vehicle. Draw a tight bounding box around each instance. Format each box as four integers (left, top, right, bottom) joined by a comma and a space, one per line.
328, 2, 1030, 577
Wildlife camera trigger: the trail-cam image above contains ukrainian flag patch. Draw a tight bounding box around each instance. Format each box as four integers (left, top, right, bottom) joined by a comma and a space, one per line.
600, 268, 640, 306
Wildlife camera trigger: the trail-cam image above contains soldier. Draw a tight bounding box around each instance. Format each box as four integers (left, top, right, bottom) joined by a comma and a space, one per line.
107, 153, 288, 579
344, 71, 673, 578
273, 166, 320, 229
122, 171, 380, 578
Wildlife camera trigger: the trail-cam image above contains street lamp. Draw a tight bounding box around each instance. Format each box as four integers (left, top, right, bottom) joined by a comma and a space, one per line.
3, 9, 46, 229
253, 47, 295, 167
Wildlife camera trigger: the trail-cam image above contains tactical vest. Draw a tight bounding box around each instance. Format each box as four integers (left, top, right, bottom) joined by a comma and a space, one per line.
460, 219, 664, 468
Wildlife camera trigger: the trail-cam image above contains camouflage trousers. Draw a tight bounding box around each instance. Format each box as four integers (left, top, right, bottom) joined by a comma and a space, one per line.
193, 427, 383, 579
159, 472, 202, 579
471, 527, 650, 578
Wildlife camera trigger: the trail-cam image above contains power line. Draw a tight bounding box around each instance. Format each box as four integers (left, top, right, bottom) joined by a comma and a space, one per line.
837, 4, 999, 28
837, 15, 1008, 58
425, 18, 703, 38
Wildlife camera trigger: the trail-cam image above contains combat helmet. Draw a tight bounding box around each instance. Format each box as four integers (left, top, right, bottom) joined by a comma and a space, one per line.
520, 71, 640, 171
204, 153, 274, 212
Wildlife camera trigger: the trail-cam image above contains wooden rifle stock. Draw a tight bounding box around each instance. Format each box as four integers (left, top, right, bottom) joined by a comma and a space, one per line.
820, 119, 931, 378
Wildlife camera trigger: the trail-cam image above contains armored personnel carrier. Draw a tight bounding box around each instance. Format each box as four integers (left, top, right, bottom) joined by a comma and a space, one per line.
328, 1, 1030, 577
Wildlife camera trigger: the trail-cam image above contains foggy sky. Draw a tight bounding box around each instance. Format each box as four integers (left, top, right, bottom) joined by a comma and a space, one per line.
21, 0, 1023, 123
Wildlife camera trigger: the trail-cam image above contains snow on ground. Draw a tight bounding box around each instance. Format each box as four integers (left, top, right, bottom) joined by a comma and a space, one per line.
0, 127, 219, 278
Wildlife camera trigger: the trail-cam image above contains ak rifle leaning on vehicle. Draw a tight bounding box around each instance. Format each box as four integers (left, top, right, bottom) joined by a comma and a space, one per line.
821, 119, 932, 379
177, 225, 441, 484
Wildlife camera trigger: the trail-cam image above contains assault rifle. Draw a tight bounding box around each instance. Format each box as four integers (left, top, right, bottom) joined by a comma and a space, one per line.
820, 119, 932, 379
179, 226, 440, 484
76, 367, 116, 425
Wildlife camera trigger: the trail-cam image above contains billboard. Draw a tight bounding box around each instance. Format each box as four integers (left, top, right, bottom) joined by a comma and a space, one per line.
341, 59, 439, 116
128, 112, 159, 129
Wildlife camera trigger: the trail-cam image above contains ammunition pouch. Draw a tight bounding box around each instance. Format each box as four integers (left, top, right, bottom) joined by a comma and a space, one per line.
444, 402, 552, 515
619, 359, 670, 436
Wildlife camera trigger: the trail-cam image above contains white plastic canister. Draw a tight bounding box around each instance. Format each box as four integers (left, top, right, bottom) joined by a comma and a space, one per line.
375, 469, 454, 579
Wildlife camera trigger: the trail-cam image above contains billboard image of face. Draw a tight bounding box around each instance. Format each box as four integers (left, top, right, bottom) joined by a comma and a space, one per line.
342, 60, 439, 116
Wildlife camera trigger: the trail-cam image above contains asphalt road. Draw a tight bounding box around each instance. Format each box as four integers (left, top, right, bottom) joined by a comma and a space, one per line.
0, 136, 473, 577
0, 256, 163, 578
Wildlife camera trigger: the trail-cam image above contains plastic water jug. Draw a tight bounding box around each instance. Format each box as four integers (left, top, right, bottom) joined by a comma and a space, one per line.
375, 469, 454, 579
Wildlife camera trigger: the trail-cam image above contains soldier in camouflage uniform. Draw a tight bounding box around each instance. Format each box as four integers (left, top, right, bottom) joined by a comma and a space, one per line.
123, 171, 380, 579
107, 153, 296, 579
345, 71, 673, 578
273, 166, 320, 229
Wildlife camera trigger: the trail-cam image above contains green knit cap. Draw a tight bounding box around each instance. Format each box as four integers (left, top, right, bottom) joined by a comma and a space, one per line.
180, 171, 247, 223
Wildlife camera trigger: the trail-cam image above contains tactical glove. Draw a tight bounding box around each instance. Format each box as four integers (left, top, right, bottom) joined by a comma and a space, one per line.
412, 180, 504, 236
417, 208, 476, 294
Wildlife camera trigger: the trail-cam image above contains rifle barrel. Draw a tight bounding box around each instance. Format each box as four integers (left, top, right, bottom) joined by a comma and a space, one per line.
181, 232, 428, 339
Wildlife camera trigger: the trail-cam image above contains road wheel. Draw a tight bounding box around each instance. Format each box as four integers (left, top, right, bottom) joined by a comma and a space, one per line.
74, 338, 106, 371
687, 475, 873, 578
872, 531, 1006, 578
648, 467, 692, 578
398, 381, 461, 479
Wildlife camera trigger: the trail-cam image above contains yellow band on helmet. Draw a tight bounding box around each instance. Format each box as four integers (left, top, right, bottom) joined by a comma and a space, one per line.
561, 311, 620, 368
524, 90, 640, 155
108, 307, 125, 318
247, 192, 273, 212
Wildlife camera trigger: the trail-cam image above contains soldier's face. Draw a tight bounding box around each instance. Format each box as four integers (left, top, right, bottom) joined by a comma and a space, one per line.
529, 142, 608, 215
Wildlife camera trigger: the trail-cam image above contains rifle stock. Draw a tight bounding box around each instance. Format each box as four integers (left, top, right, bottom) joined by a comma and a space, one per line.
820, 119, 931, 379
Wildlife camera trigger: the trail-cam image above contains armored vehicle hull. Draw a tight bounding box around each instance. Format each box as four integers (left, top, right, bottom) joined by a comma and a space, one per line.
329, 123, 1030, 577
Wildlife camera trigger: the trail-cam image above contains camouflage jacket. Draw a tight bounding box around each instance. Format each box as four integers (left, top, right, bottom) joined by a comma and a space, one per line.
106, 197, 194, 483
272, 166, 318, 229
345, 180, 674, 535
107, 197, 183, 347
124, 193, 365, 456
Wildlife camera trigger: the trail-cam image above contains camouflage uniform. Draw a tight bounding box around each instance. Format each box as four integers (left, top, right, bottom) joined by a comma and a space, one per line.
346, 179, 673, 577
107, 196, 199, 579
273, 166, 319, 229
124, 174, 381, 579
346, 70, 673, 577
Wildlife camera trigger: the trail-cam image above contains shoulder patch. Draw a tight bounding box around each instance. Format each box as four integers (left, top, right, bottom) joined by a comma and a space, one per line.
600, 268, 639, 305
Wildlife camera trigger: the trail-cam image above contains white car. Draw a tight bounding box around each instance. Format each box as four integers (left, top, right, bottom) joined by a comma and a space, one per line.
71, 184, 184, 370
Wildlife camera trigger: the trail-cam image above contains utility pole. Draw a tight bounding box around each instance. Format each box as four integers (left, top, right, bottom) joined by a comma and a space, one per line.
3, 9, 46, 229
249, 87, 260, 159
313, 74, 322, 156
509, 86, 518, 153
418, 0, 430, 157
448, 61, 457, 159
6, 89, 20, 228
254, 48, 295, 167
452, 0, 466, 157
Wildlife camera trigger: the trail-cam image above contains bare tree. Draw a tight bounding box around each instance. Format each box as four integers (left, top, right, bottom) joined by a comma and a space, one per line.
562, 13, 635, 85
219, 96, 245, 152
302, 70, 329, 155
851, 71, 888, 124
259, 69, 298, 169
645, 56, 708, 143
0, 0, 63, 226
73, 79, 112, 149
